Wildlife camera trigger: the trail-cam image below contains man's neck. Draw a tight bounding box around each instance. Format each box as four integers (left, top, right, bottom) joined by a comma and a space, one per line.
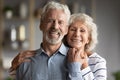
42, 42, 62, 56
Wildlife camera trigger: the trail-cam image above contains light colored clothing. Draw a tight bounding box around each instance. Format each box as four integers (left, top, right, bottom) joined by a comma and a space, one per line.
82, 52, 107, 80
16, 43, 83, 80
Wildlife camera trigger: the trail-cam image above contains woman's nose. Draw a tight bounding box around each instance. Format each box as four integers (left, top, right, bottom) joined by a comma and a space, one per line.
74, 30, 80, 37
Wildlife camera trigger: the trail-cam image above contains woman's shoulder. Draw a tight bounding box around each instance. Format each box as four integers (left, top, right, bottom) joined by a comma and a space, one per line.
89, 52, 106, 63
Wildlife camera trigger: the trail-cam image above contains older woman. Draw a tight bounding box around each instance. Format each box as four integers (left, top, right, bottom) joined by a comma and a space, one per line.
10, 13, 107, 80
66, 13, 107, 80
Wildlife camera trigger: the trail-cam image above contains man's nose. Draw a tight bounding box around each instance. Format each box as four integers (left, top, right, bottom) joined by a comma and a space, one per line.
52, 21, 59, 29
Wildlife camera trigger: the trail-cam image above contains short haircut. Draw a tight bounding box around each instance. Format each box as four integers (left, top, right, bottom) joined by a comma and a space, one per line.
41, 1, 71, 25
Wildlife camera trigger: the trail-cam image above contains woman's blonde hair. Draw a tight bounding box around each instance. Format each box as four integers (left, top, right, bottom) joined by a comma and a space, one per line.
69, 13, 98, 51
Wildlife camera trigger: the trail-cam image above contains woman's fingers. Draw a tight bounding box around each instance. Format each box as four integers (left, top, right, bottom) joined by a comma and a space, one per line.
67, 48, 89, 69
10, 50, 36, 71
21, 50, 36, 58
68, 48, 83, 62
81, 53, 88, 69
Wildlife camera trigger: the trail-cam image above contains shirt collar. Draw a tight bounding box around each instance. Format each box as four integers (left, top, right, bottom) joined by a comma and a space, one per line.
58, 43, 69, 56
35, 43, 69, 56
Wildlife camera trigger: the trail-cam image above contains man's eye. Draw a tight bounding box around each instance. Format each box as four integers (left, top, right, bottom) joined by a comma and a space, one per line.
58, 21, 64, 25
47, 19, 53, 23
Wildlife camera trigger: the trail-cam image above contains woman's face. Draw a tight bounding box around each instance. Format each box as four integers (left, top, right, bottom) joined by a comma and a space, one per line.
67, 20, 90, 49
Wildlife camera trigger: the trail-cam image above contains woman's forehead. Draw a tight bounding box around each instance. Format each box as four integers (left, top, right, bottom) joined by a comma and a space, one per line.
70, 20, 87, 28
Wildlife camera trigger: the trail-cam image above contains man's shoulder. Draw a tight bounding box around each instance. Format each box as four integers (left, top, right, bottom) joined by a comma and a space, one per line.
59, 43, 69, 56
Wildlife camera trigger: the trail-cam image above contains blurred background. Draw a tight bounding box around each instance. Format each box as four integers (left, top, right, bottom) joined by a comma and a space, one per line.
0, 0, 120, 80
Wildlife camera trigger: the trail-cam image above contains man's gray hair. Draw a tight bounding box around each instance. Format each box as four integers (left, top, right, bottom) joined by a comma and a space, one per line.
69, 13, 98, 51
41, 1, 71, 25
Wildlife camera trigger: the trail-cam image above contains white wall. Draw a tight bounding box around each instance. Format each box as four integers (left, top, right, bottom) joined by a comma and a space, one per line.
95, 0, 120, 80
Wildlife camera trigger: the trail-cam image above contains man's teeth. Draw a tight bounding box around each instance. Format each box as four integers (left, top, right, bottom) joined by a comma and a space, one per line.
50, 31, 59, 35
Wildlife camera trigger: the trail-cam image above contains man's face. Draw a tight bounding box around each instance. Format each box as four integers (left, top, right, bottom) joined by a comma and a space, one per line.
40, 9, 68, 44
67, 20, 90, 49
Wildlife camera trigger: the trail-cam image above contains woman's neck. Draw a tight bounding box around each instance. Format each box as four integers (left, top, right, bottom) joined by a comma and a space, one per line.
86, 51, 93, 57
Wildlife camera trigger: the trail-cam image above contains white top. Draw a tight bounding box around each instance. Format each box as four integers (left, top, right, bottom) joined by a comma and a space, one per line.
82, 52, 107, 80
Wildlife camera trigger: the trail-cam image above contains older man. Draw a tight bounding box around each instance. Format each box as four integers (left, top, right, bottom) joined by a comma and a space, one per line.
15, 1, 83, 80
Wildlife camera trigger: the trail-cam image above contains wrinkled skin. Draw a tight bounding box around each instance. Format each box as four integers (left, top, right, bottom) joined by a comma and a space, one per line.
9, 50, 36, 73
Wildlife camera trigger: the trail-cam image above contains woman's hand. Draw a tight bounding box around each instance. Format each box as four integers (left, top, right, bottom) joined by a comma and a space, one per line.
9, 50, 36, 72
68, 48, 84, 63
81, 52, 88, 69
67, 48, 88, 69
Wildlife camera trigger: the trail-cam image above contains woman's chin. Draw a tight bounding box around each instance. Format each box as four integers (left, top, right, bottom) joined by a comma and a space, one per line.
70, 45, 82, 48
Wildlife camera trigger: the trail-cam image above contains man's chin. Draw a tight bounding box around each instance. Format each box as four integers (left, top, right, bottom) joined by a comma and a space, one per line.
46, 35, 64, 44
47, 39, 61, 44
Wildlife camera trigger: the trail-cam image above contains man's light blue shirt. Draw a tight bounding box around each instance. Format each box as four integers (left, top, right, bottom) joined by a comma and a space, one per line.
16, 43, 83, 80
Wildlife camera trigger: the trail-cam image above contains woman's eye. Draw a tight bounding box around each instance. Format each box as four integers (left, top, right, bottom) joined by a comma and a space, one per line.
80, 29, 85, 32
70, 28, 76, 31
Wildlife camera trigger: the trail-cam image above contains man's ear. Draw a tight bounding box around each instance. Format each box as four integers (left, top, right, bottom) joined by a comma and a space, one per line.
39, 21, 43, 30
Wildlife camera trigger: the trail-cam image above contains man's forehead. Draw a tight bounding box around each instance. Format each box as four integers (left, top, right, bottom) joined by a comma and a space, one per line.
45, 9, 67, 21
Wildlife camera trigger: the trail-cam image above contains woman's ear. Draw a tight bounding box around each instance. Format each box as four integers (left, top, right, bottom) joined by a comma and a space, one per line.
87, 36, 91, 44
